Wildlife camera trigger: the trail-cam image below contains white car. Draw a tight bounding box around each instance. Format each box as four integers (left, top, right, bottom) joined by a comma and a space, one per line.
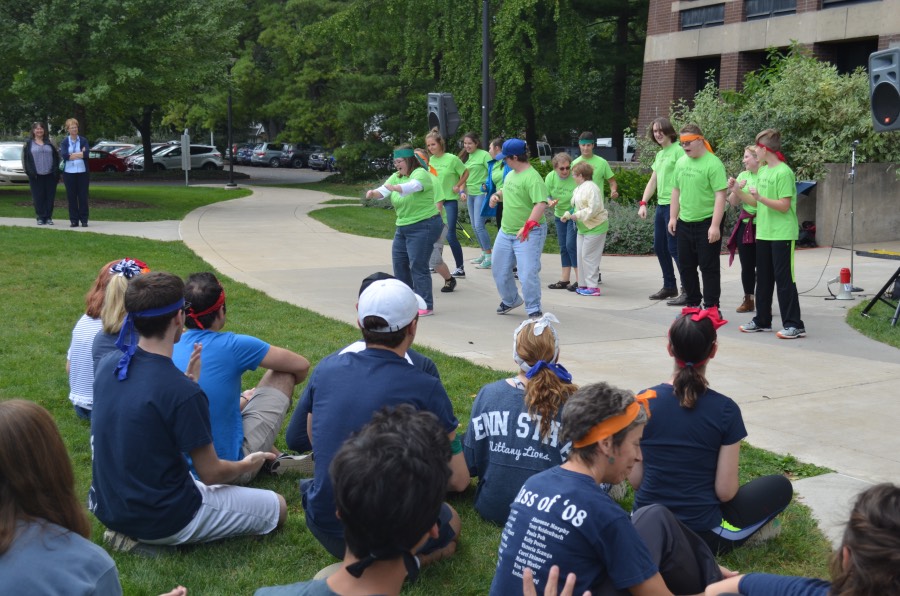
131, 144, 223, 171
0, 143, 29, 184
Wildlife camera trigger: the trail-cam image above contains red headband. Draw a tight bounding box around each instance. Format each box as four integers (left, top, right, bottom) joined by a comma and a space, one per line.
186, 289, 226, 330
672, 307, 726, 368
756, 142, 786, 162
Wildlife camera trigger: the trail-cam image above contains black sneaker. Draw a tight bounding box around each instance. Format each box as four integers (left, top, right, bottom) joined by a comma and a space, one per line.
567, 283, 578, 292
441, 277, 457, 293
528, 311, 543, 319
666, 289, 689, 306
451, 267, 465, 278
46, 218, 54, 225
264, 453, 314, 476
496, 297, 524, 315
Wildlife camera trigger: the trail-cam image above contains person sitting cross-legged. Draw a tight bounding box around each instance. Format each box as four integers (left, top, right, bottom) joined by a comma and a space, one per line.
257, 405, 457, 595
173, 272, 311, 483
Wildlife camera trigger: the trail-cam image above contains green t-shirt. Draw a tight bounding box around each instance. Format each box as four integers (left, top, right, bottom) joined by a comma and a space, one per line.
500, 166, 548, 235
386, 167, 438, 227
735, 169, 758, 221
491, 160, 505, 191
429, 152, 466, 203
464, 149, 492, 195
673, 151, 728, 223
651, 142, 685, 206
572, 154, 614, 187
755, 162, 797, 241
545, 171, 576, 218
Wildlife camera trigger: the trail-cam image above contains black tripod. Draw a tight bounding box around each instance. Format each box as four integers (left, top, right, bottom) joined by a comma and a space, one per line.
861, 265, 900, 327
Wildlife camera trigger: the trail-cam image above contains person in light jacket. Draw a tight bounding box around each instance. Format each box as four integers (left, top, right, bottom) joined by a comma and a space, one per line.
561, 162, 608, 297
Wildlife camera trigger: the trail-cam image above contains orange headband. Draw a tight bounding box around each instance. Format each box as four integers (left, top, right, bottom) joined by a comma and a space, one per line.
572, 390, 656, 449
680, 134, 714, 154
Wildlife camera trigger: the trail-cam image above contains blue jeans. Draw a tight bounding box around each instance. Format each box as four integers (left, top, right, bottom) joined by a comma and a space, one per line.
654, 204, 680, 288
74, 404, 92, 421
443, 199, 464, 268
491, 225, 546, 314
554, 216, 577, 268
392, 215, 442, 309
468, 194, 493, 251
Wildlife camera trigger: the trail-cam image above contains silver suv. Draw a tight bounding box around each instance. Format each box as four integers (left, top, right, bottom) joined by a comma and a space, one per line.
250, 142, 285, 167
131, 144, 223, 171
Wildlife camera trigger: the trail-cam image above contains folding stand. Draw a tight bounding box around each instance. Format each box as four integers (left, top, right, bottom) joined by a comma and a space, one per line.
861, 265, 900, 326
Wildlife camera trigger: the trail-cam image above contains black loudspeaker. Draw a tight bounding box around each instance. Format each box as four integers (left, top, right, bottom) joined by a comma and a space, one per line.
427, 93, 461, 139
869, 48, 900, 132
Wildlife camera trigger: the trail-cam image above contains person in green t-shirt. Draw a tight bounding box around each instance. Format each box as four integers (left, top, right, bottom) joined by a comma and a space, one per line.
365, 145, 442, 314
668, 124, 728, 310
426, 128, 468, 277
487, 139, 548, 318
545, 152, 578, 291
639, 117, 686, 304
571, 131, 619, 200
726, 145, 761, 314
731, 129, 805, 339
459, 132, 494, 268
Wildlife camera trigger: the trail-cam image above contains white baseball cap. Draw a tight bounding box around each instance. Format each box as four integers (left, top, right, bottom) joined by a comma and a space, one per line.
357, 279, 426, 332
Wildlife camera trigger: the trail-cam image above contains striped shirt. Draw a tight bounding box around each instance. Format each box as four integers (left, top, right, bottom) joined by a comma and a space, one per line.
68, 314, 104, 409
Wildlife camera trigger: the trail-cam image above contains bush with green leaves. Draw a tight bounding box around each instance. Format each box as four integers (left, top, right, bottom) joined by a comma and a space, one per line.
611, 167, 652, 204
636, 45, 900, 181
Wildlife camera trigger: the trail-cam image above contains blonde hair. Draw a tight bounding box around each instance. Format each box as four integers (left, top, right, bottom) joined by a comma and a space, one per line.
516, 327, 578, 440
64, 118, 79, 130
100, 275, 130, 334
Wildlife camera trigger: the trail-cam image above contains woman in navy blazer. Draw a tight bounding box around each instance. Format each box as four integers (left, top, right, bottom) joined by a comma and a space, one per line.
59, 118, 90, 227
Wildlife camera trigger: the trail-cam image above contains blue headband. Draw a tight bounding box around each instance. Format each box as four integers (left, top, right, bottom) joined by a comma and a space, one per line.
525, 360, 573, 384
114, 298, 185, 380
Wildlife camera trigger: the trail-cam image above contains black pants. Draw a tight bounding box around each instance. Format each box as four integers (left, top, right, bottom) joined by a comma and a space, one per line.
753, 240, 804, 330
29, 174, 58, 220
64, 171, 90, 224
736, 221, 757, 295
676, 218, 722, 308
595, 504, 723, 595
696, 474, 794, 555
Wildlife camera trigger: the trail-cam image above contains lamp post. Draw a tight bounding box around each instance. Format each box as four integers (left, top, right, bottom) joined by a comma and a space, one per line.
226, 58, 237, 189
482, 0, 490, 146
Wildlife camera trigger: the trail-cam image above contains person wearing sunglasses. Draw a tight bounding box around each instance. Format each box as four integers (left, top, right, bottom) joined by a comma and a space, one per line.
545, 153, 578, 291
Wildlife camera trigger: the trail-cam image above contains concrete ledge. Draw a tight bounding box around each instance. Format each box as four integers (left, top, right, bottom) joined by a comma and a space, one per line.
793, 473, 874, 549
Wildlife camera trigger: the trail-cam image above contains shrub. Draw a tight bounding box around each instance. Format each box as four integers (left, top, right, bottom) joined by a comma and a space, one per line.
604, 201, 654, 255
611, 167, 652, 205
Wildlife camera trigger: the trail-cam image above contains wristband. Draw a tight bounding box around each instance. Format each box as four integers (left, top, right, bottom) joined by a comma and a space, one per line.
639, 200, 647, 207
450, 436, 462, 455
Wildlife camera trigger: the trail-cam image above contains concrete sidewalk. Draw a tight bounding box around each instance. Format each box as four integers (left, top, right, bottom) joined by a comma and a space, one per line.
6, 184, 899, 547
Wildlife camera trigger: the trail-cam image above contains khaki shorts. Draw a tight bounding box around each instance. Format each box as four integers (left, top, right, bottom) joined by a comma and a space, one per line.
236, 386, 290, 484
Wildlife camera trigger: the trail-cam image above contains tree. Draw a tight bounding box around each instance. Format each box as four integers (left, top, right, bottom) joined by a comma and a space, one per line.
5, 0, 240, 169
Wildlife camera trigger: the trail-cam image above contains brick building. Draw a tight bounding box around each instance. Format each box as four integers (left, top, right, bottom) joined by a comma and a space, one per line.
637, 0, 900, 133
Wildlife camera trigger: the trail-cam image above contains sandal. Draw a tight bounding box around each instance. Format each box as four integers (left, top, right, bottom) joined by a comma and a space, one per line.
548, 280, 570, 290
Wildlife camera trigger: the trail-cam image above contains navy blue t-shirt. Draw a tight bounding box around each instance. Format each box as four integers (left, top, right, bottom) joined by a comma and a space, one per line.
463, 380, 570, 525
634, 383, 746, 531
490, 467, 657, 595
297, 347, 459, 536
739, 573, 830, 595
89, 348, 212, 540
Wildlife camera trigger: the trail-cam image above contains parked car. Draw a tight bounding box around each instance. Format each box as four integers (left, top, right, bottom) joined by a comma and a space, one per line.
123, 143, 168, 169
88, 150, 127, 173
0, 143, 28, 184
308, 150, 336, 172
280, 143, 323, 168
551, 146, 581, 160
595, 137, 636, 162
250, 142, 286, 167
92, 141, 135, 154
236, 144, 255, 165
131, 144, 223, 171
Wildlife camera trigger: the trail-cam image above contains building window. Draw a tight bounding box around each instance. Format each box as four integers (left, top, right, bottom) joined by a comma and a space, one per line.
681, 4, 725, 30
821, 0, 879, 7
745, 0, 796, 20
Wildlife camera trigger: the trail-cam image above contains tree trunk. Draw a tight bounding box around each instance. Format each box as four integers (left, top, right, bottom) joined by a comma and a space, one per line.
611, 10, 629, 160
129, 106, 156, 176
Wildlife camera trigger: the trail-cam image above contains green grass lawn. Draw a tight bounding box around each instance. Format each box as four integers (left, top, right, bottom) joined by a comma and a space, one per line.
0, 227, 833, 594
0, 185, 251, 221
847, 298, 900, 349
